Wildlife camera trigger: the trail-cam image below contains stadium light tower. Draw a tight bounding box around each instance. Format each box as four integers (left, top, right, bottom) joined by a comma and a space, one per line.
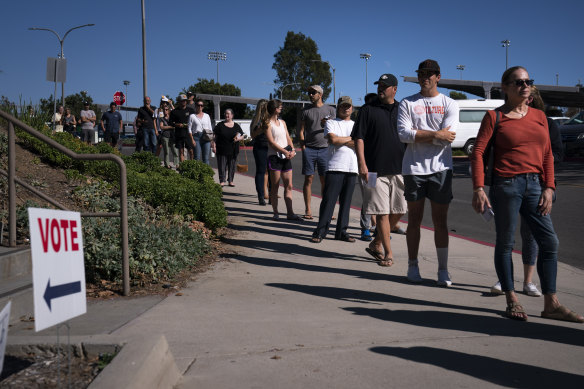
501, 39, 510, 69
456, 64, 465, 80
208, 51, 227, 85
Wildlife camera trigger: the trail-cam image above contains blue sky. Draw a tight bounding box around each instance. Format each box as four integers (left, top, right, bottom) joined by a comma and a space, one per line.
1, 0, 582, 110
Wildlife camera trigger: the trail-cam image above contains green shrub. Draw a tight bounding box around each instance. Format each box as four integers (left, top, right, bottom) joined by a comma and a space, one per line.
11, 125, 226, 230
73, 182, 210, 285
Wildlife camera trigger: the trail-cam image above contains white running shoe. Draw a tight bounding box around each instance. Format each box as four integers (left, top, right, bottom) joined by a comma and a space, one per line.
437, 270, 452, 287
490, 281, 504, 295
523, 282, 542, 297
407, 264, 422, 283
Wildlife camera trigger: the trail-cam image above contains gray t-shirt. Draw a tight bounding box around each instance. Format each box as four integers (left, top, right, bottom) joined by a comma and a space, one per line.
80, 110, 96, 130
301, 105, 336, 148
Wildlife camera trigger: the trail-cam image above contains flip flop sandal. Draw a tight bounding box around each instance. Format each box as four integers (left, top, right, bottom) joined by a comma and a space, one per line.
505, 301, 528, 321
310, 236, 322, 243
365, 247, 384, 261
302, 214, 314, 220
391, 227, 406, 235
377, 258, 394, 267
541, 306, 584, 323
287, 214, 303, 221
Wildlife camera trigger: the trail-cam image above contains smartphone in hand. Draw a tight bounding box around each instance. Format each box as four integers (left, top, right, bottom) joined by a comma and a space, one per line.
482, 207, 494, 222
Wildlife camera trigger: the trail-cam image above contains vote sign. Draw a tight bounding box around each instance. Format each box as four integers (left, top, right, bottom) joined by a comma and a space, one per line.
113, 91, 125, 106
28, 208, 86, 332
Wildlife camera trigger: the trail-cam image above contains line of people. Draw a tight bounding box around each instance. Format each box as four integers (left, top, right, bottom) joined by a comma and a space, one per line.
246, 59, 582, 324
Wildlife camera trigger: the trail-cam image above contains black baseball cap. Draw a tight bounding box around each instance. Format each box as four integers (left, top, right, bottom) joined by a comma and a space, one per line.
374, 74, 398, 87
416, 59, 441, 74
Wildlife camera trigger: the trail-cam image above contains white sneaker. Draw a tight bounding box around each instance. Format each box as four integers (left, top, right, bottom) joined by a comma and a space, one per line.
523, 282, 542, 297
437, 270, 452, 287
490, 281, 504, 295
407, 264, 422, 283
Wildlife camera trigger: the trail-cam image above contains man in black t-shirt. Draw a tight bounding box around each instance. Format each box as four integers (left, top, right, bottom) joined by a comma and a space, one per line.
169, 94, 195, 163
351, 73, 407, 267
136, 96, 158, 154
100, 102, 123, 147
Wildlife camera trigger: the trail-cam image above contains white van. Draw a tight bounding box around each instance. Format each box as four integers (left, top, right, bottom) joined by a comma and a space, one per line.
454, 99, 504, 154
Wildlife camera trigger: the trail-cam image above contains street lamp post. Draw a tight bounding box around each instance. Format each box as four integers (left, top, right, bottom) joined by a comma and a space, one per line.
123, 80, 130, 123
278, 83, 300, 100
29, 23, 95, 107
311, 59, 335, 103
501, 39, 510, 69
208, 51, 227, 86
456, 64, 465, 80
360, 53, 372, 94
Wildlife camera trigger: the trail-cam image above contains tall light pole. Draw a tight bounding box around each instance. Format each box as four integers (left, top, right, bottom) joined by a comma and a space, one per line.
208, 51, 227, 86
360, 53, 372, 94
556, 73, 559, 86
501, 39, 510, 70
141, 0, 148, 99
311, 59, 335, 103
29, 23, 95, 107
456, 64, 465, 80
123, 80, 130, 122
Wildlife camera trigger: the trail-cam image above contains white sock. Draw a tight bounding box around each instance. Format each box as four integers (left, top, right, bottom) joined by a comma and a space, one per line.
437, 247, 448, 271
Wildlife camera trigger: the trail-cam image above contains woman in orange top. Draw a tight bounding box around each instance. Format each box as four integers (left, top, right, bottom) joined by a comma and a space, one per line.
471, 66, 582, 323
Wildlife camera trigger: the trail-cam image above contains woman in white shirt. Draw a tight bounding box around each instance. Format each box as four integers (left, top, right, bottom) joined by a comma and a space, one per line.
188, 99, 213, 165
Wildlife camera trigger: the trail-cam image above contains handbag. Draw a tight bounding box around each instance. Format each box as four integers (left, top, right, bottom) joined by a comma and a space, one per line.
202, 128, 214, 142
236, 142, 249, 173
483, 110, 500, 186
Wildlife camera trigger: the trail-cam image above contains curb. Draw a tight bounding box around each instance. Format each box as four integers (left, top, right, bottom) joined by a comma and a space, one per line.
88, 335, 180, 389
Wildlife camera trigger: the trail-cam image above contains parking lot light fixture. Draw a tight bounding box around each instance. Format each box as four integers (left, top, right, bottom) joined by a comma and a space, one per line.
501, 39, 510, 69
456, 65, 465, 80
360, 53, 372, 94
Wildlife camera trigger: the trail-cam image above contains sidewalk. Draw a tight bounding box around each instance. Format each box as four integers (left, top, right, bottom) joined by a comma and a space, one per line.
8, 171, 584, 388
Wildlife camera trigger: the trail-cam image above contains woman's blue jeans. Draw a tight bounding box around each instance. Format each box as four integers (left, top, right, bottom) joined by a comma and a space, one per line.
193, 132, 211, 165
489, 173, 559, 294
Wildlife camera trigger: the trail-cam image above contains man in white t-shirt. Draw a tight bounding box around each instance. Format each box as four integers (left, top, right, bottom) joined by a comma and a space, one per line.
52, 105, 64, 132
310, 96, 358, 243
397, 59, 459, 287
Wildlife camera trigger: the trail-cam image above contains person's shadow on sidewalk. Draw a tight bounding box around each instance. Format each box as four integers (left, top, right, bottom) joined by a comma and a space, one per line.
344, 307, 584, 348
264, 282, 584, 347
370, 346, 584, 387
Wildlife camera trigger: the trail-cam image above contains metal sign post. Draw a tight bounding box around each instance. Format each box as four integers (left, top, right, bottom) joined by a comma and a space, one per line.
46, 58, 67, 131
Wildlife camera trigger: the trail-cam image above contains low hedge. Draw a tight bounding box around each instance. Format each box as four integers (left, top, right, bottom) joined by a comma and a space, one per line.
12, 127, 226, 230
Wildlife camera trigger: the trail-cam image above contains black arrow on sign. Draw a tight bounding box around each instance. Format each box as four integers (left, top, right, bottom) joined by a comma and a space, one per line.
43, 279, 82, 311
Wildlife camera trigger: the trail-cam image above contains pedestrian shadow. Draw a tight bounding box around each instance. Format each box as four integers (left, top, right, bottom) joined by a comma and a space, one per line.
343, 307, 584, 347
234, 251, 483, 293
369, 346, 584, 387
265, 282, 498, 315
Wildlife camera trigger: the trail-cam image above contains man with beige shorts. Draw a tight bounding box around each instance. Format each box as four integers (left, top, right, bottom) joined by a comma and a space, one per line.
352, 74, 407, 267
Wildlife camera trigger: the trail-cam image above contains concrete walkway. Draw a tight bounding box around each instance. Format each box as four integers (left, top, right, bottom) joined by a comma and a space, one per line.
8, 171, 584, 388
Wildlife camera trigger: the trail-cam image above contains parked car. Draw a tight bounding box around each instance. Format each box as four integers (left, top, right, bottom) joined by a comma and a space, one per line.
453, 99, 505, 155
559, 111, 584, 156
550, 116, 570, 126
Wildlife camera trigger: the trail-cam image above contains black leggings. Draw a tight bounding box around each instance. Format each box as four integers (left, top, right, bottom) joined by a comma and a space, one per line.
253, 145, 268, 198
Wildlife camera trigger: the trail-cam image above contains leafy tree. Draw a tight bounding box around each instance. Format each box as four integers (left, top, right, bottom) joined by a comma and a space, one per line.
183, 78, 247, 119
449, 91, 467, 100
39, 91, 98, 118
272, 31, 332, 102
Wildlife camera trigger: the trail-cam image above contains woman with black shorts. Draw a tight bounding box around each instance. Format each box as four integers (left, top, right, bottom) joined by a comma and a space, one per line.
264, 99, 301, 221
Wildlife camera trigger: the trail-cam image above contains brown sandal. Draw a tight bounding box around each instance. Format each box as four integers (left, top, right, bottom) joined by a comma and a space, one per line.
505, 301, 528, 321
541, 306, 584, 323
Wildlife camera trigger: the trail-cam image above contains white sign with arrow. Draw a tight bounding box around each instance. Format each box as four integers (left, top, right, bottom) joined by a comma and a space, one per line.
28, 208, 86, 332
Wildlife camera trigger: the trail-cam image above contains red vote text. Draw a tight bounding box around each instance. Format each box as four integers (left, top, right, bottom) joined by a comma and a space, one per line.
37, 218, 80, 253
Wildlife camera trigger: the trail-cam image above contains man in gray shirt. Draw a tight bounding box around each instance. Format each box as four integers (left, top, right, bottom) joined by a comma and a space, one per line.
298, 85, 336, 219
80, 101, 96, 145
